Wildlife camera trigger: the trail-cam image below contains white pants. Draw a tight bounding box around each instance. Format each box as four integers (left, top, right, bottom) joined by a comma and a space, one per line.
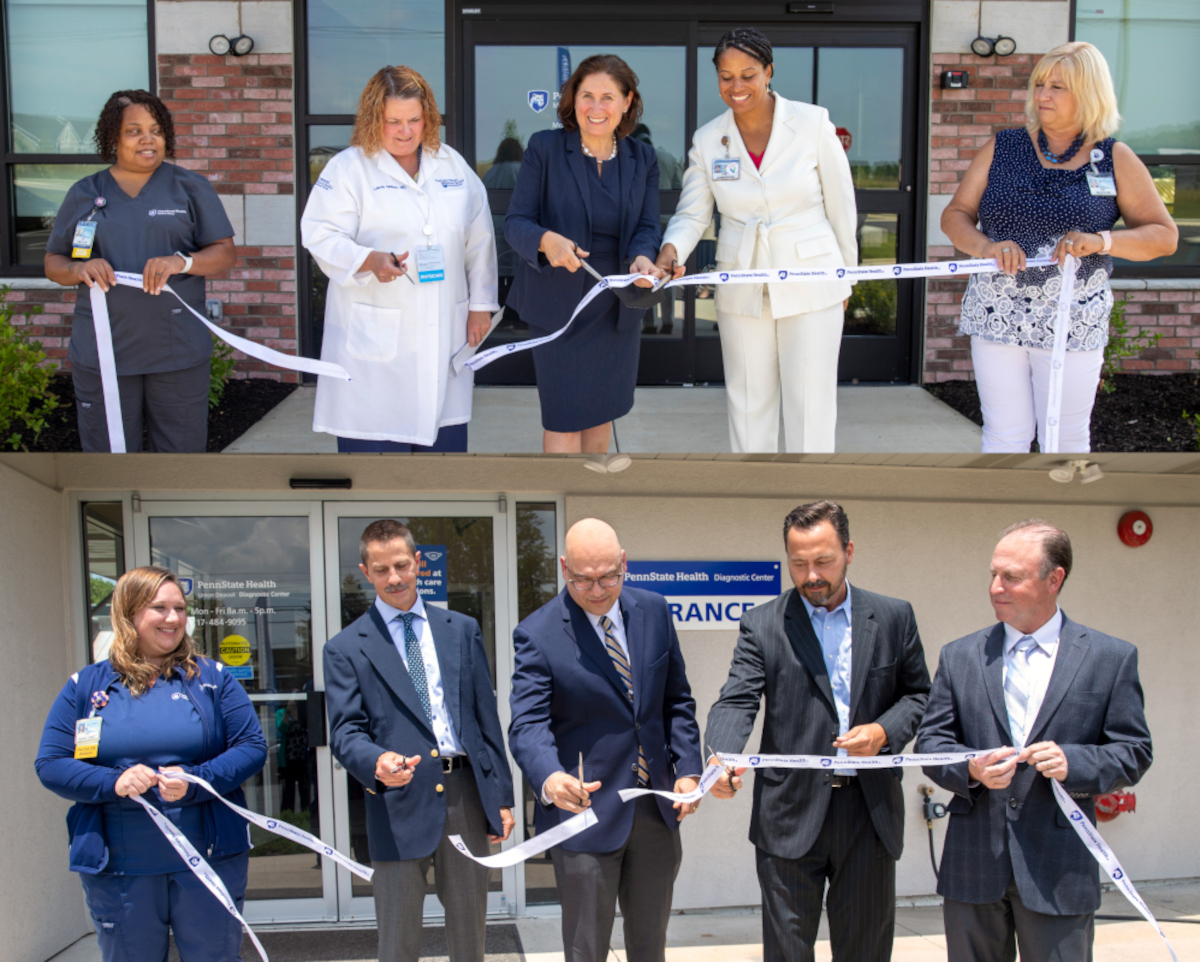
717, 297, 844, 453
971, 336, 1103, 453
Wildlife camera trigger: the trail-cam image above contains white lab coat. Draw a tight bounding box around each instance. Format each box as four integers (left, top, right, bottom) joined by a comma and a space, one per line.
662, 95, 858, 319
301, 144, 499, 445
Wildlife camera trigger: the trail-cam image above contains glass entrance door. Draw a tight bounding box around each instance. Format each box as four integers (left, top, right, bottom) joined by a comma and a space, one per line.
462, 20, 920, 385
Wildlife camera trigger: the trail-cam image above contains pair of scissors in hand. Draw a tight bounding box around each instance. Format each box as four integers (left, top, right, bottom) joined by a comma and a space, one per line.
709, 743, 739, 793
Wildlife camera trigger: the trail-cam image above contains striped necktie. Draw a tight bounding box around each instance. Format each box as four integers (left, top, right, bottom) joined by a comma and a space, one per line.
600, 614, 649, 786
1004, 635, 1038, 748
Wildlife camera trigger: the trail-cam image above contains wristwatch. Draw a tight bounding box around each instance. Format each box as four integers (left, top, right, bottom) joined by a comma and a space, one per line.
1098, 230, 1113, 254
174, 251, 194, 274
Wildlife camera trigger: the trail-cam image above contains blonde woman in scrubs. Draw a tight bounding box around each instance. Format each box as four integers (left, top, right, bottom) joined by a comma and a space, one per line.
302, 66, 499, 451
657, 28, 858, 453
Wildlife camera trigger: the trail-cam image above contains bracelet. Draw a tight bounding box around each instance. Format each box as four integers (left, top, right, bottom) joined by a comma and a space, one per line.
174, 251, 194, 274
1098, 230, 1112, 254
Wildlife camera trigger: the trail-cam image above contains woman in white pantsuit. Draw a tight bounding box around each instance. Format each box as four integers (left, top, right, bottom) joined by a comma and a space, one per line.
657, 29, 858, 453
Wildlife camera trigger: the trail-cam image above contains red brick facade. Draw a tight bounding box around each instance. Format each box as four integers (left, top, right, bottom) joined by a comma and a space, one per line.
7, 52, 300, 382
923, 53, 1199, 382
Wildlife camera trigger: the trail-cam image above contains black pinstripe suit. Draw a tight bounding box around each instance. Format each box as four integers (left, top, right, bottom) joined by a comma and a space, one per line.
705, 585, 932, 962
915, 614, 1153, 961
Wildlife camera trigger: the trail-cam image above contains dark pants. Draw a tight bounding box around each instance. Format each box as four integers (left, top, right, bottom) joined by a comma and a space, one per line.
73, 361, 210, 453
550, 795, 683, 962
337, 422, 468, 453
944, 879, 1094, 962
757, 779, 896, 962
372, 766, 491, 962
79, 852, 248, 962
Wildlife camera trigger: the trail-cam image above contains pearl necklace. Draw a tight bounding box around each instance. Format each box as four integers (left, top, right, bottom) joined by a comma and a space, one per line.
582, 138, 617, 161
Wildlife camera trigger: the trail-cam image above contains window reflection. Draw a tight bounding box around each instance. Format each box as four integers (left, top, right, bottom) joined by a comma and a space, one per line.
13, 164, 106, 265
847, 213, 899, 336
306, 0, 444, 116
83, 502, 125, 662
1112, 166, 1200, 268
6, 0, 148, 154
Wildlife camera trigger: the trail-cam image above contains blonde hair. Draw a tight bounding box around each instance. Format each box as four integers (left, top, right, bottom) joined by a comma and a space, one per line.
1025, 42, 1121, 143
108, 566, 199, 696
350, 66, 442, 156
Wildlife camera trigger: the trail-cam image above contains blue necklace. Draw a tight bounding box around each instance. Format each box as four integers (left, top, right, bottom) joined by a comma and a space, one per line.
1038, 130, 1085, 164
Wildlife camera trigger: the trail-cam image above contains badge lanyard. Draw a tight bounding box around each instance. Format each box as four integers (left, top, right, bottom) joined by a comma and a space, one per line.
408, 146, 445, 283
71, 196, 106, 259
712, 134, 741, 182
1086, 146, 1117, 197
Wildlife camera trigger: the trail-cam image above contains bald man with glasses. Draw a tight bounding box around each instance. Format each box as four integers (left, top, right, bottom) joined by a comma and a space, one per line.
509, 518, 702, 962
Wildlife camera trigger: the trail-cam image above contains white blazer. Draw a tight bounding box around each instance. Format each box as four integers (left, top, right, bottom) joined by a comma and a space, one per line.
301, 144, 499, 445
662, 95, 858, 319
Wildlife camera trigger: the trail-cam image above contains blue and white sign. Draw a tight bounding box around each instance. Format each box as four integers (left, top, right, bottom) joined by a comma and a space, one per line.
625, 561, 781, 631
226, 665, 254, 681
528, 90, 549, 113
557, 47, 572, 89
416, 545, 448, 607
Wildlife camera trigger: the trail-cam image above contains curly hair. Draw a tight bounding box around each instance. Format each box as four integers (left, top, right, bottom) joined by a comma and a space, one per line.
713, 28, 774, 70
351, 66, 442, 156
556, 54, 643, 140
93, 90, 175, 164
108, 566, 199, 696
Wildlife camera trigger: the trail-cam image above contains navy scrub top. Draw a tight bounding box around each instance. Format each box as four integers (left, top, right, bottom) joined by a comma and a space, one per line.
45, 162, 235, 376
92, 673, 211, 874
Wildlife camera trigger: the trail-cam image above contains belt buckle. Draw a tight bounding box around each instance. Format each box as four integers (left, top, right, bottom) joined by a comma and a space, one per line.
442, 757, 454, 774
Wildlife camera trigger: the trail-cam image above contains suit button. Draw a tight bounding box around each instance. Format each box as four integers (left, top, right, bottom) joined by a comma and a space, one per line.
436, 784, 445, 794
824, 773, 831, 783
632, 764, 640, 774
431, 749, 439, 758
635, 723, 641, 731
1009, 797, 1018, 809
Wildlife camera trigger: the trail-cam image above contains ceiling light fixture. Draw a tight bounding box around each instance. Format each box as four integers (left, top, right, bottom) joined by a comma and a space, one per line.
583, 453, 632, 474
1048, 460, 1103, 484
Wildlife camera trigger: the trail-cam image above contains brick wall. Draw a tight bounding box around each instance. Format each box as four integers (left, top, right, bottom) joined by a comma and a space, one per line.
923, 54, 1200, 381
7, 52, 300, 382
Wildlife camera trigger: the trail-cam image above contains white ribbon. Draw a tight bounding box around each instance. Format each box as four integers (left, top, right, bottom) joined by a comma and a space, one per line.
88, 272, 351, 453
1042, 254, 1079, 454
449, 807, 598, 868
464, 256, 1059, 374
132, 793, 270, 962
618, 760, 728, 804
1051, 779, 1178, 962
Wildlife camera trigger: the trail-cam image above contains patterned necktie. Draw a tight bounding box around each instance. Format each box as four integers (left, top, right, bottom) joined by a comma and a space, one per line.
600, 614, 649, 786
1004, 635, 1038, 748
399, 612, 432, 723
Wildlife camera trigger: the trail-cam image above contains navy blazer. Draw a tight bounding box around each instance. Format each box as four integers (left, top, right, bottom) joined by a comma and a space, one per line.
503, 128, 662, 334
509, 586, 702, 853
916, 613, 1153, 915
324, 603, 514, 862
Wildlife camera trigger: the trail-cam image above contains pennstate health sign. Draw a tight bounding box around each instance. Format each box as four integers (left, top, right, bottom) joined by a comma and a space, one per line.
625, 561, 781, 631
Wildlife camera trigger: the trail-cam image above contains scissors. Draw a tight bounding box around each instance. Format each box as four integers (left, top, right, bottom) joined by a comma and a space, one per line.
708, 743, 739, 793
572, 242, 668, 292
389, 753, 409, 775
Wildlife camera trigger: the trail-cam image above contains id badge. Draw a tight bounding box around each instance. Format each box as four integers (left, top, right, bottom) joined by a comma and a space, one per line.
74, 717, 102, 759
417, 246, 445, 283
71, 221, 97, 259
712, 158, 740, 181
1086, 172, 1117, 197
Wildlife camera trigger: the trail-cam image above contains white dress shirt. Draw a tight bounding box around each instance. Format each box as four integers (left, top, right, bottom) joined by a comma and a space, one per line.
586, 600, 629, 661
374, 594, 464, 756
1002, 607, 1063, 745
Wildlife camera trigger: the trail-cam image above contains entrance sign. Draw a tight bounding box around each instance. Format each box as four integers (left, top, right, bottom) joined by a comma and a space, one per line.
416, 544, 448, 606
625, 561, 780, 631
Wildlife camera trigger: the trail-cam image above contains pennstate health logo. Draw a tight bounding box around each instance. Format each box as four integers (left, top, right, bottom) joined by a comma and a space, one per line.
1113, 868, 1124, 880
267, 820, 277, 829
719, 272, 729, 282
749, 756, 761, 766
821, 757, 833, 767
1070, 810, 1084, 821
948, 262, 959, 273
189, 856, 200, 867
836, 268, 845, 278
893, 756, 906, 765
325, 846, 333, 855
528, 90, 549, 113
778, 270, 788, 281
893, 265, 903, 276
424, 551, 443, 561
178, 577, 194, 596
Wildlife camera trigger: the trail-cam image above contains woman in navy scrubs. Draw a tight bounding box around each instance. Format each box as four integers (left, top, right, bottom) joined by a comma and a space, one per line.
44, 90, 237, 453
36, 567, 267, 961
504, 54, 669, 454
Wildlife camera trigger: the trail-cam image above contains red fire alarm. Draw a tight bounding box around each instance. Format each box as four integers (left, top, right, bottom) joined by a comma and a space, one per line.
1117, 511, 1152, 547
1095, 791, 1136, 822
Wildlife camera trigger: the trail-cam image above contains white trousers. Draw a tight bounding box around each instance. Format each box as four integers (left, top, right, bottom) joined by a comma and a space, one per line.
717, 297, 844, 453
971, 336, 1103, 453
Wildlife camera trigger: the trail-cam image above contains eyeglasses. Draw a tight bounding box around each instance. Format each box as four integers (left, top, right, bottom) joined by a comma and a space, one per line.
566, 569, 624, 592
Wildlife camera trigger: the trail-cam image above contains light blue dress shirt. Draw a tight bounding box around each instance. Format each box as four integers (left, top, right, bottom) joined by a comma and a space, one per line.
374, 593, 464, 756
801, 584, 854, 776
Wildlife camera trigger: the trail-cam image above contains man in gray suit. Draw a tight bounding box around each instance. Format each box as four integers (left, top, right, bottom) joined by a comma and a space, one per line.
916, 519, 1153, 962
706, 501, 932, 962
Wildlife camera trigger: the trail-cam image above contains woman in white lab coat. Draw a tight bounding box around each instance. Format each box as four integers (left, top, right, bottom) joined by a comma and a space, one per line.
656, 29, 858, 454
302, 66, 499, 451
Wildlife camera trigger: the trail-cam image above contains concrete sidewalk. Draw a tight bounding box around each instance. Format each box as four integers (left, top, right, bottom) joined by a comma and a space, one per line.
222, 384, 982, 453
47, 879, 1200, 962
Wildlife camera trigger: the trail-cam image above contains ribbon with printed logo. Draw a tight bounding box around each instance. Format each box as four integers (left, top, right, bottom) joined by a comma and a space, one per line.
449, 807, 598, 868
89, 272, 351, 453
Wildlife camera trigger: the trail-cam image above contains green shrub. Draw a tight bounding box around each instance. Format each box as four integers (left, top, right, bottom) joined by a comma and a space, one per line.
0, 285, 58, 450
1100, 298, 1161, 394
209, 336, 237, 409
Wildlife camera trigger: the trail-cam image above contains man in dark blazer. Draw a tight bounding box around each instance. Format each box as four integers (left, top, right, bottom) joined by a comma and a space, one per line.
916, 519, 1153, 962
706, 500, 931, 962
509, 518, 702, 962
324, 520, 514, 962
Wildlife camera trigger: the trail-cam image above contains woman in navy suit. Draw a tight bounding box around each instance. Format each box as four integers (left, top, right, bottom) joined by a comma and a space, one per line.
505, 54, 669, 453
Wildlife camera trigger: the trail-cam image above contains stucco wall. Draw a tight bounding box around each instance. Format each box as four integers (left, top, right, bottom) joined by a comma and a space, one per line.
0, 463, 88, 961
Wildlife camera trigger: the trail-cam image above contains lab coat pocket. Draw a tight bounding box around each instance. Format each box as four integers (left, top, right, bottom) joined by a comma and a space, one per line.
346, 302, 403, 363
794, 234, 837, 261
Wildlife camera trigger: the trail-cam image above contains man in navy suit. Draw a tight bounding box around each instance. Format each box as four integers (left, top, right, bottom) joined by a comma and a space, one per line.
509, 518, 702, 962
917, 519, 1153, 962
324, 520, 514, 962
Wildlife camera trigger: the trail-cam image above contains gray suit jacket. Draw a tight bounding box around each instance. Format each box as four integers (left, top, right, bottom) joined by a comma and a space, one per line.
915, 612, 1153, 915
705, 585, 931, 860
